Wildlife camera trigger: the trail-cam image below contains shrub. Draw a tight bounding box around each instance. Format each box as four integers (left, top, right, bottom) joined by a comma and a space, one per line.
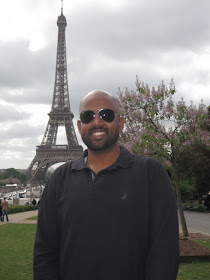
8, 204, 38, 214
178, 180, 197, 201
182, 203, 208, 212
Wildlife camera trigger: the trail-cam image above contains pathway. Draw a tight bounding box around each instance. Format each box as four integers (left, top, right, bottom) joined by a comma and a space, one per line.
0, 210, 38, 225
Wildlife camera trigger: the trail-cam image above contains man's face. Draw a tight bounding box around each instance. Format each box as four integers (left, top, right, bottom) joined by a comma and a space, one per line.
77, 94, 124, 152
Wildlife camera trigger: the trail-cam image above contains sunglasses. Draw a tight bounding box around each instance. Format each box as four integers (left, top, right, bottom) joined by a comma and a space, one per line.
80, 108, 116, 124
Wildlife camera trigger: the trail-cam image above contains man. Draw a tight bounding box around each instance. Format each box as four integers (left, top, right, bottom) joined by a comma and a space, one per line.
34, 90, 179, 280
32, 198, 37, 211
0, 198, 2, 222
204, 191, 210, 211
1, 197, 9, 222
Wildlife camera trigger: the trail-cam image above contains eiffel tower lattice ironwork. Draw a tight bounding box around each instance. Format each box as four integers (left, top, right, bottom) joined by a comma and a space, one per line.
27, 6, 83, 182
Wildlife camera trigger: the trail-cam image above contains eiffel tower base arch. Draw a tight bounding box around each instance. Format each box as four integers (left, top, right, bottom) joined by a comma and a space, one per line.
26, 145, 83, 182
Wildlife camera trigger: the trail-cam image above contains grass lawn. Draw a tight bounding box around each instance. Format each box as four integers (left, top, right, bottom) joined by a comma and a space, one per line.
178, 262, 210, 279
0, 224, 36, 280
27, 216, 38, 221
0, 223, 210, 279
193, 239, 210, 249
177, 238, 210, 279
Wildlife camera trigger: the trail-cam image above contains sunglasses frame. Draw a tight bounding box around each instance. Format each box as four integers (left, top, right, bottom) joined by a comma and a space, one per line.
80, 108, 116, 124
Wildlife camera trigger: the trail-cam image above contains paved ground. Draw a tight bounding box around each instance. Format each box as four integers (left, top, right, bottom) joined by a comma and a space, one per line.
181, 210, 210, 237
0, 209, 38, 225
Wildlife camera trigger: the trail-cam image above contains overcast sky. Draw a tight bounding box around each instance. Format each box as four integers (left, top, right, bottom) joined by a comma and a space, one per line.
0, 0, 209, 169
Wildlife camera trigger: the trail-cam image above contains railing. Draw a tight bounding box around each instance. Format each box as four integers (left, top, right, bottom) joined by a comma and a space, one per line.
36, 145, 82, 150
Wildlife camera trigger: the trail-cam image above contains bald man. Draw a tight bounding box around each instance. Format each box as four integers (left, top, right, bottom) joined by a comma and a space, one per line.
34, 90, 179, 280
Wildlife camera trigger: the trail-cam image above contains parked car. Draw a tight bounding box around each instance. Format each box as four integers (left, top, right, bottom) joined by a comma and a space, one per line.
24, 201, 30, 205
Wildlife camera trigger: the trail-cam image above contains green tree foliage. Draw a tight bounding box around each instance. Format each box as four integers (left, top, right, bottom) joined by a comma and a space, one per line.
0, 168, 26, 184
43, 172, 52, 184
176, 144, 210, 202
176, 106, 210, 202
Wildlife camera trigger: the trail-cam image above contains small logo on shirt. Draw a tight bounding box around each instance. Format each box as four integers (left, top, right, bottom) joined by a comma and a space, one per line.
121, 192, 127, 200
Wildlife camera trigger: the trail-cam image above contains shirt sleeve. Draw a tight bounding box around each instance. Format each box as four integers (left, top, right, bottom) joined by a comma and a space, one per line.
145, 159, 179, 280
33, 173, 60, 280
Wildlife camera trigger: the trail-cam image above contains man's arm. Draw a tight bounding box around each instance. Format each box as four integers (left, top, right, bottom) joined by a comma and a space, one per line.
33, 174, 60, 280
145, 159, 179, 280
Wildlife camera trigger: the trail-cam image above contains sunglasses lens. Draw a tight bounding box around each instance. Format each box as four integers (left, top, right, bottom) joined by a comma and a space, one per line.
80, 109, 115, 124
80, 110, 95, 124
100, 109, 115, 122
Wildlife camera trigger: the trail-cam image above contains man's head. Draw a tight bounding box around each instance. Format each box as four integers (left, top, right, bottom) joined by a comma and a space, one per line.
77, 90, 124, 152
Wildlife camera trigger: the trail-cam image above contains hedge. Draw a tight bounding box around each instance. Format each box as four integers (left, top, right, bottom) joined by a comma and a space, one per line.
182, 203, 208, 212
8, 204, 38, 214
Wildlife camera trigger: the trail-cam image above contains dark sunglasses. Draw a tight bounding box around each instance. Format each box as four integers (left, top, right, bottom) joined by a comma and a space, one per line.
80, 108, 116, 124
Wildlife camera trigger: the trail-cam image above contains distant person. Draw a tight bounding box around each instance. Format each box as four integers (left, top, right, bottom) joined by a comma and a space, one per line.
32, 198, 37, 211
34, 90, 179, 280
0, 199, 2, 221
204, 191, 210, 211
1, 197, 9, 222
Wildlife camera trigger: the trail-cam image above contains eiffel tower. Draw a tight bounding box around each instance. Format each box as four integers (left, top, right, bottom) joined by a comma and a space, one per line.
27, 2, 83, 182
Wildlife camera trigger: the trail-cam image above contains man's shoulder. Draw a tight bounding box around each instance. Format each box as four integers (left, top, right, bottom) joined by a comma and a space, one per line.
53, 160, 75, 175
120, 146, 162, 169
51, 155, 84, 178
45, 160, 79, 189
133, 153, 161, 166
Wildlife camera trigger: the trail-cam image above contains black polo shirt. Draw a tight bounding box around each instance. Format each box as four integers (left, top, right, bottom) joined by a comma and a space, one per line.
34, 146, 179, 280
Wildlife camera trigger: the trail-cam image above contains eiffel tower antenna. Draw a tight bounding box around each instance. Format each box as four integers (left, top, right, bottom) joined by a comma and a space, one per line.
61, 0, 63, 14
27, 6, 83, 182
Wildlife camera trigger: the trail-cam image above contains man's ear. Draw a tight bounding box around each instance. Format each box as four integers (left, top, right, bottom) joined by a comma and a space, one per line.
77, 120, 81, 134
119, 116, 124, 132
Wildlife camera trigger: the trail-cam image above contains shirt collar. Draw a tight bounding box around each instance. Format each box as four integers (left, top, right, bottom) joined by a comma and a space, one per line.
71, 146, 133, 171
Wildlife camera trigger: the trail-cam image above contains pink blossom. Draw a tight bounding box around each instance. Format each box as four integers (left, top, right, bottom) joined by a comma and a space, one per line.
118, 76, 210, 161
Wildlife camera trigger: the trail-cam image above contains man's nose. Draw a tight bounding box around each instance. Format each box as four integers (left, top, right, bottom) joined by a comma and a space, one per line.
92, 112, 104, 125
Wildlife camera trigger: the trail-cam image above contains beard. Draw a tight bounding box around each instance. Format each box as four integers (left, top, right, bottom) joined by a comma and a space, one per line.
81, 126, 120, 151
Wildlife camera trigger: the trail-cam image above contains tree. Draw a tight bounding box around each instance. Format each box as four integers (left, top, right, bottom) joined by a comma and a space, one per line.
118, 76, 210, 237
43, 172, 52, 184
0, 177, 21, 186
177, 106, 210, 202
0, 168, 26, 184
176, 143, 210, 202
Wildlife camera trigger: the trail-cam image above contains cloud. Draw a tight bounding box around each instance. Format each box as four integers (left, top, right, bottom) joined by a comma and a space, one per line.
0, 41, 55, 102
0, 102, 31, 122
0, 123, 45, 139
69, 0, 210, 59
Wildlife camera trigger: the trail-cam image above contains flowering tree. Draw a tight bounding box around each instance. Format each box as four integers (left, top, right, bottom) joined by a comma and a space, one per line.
118, 76, 210, 237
